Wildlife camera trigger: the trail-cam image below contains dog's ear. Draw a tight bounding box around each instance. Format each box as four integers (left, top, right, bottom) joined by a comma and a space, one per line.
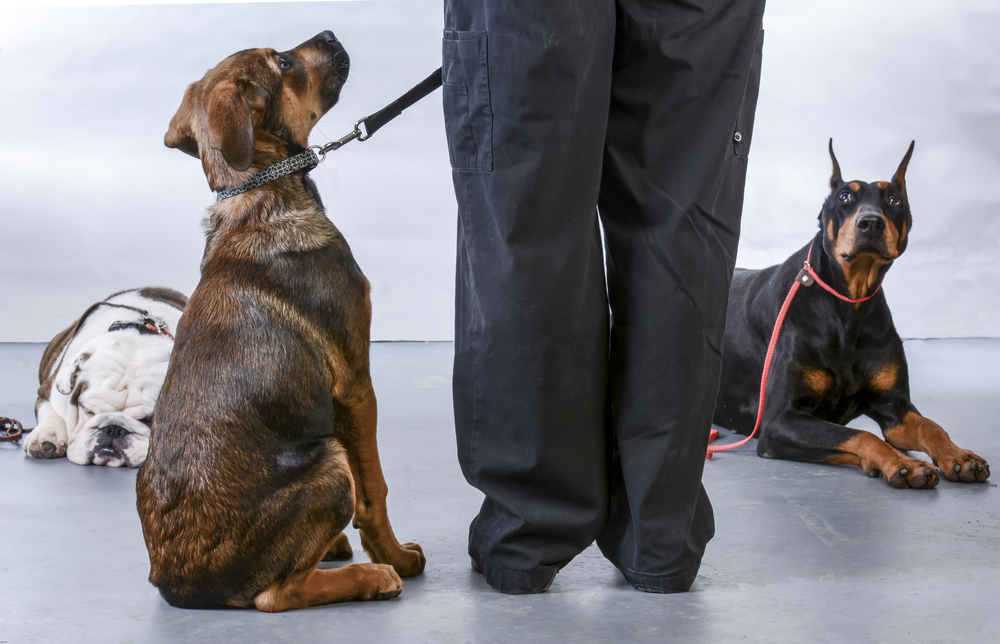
892, 140, 915, 198
164, 84, 201, 159
205, 82, 255, 173
56, 352, 90, 397
828, 138, 843, 192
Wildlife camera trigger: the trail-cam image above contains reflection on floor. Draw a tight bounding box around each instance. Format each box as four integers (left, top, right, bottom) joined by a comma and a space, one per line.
1, 340, 997, 642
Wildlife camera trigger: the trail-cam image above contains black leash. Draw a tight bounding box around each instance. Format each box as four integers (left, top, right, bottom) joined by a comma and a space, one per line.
314, 67, 444, 158
218, 67, 443, 200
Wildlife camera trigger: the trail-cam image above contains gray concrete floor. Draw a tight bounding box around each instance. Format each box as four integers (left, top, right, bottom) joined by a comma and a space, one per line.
1, 340, 997, 643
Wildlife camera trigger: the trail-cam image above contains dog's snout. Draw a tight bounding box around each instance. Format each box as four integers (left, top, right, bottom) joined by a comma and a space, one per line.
102, 424, 128, 440
856, 214, 886, 236
319, 30, 338, 45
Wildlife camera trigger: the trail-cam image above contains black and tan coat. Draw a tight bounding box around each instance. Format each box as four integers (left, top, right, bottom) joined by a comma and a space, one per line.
714, 141, 989, 489
135, 31, 424, 612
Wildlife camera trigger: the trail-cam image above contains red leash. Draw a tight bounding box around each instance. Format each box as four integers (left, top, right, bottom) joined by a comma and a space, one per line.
706, 242, 882, 458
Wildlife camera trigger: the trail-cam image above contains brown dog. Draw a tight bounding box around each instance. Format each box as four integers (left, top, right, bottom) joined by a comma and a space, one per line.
136, 31, 425, 612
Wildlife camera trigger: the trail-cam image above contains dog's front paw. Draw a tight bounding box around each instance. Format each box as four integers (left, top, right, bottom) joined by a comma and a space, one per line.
357, 563, 403, 601
866, 455, 939, 489
23, 425, 68, 460
937, 449, 990, 483
394, 542, 426, 577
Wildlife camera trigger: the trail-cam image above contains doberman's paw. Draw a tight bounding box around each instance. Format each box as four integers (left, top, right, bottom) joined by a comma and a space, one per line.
866, 456, 939, 489
938, 450, 990, 483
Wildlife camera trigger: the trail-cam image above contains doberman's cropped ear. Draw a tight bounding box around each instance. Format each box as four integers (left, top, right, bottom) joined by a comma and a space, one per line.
205, 82, 255, 173
892, 140, 915, 198
164, 84, 201, 159
828, 138, 843, 192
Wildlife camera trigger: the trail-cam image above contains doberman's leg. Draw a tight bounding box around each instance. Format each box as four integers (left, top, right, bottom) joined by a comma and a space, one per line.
879, 410, 990, 483
759, 409, 939, 489
334, 376, 425, 576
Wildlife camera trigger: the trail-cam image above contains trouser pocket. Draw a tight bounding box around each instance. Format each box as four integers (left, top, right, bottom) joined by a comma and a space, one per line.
443, 30, 493, 170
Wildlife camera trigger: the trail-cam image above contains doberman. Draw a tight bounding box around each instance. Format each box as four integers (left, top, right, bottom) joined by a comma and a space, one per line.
713, 140, 990, 489
136, 32, 424, 611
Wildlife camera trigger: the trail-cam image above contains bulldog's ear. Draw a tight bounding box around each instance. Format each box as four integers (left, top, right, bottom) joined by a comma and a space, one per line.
828, 138, 843, 192
164, 84, 201, 159
56, 352, 90, 397
892, 140, 915, 198
205, 82, 255, 172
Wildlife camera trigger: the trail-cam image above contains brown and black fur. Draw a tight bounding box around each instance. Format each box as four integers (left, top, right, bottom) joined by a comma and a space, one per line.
136, 32, 424, 612
714, 140, 989, 489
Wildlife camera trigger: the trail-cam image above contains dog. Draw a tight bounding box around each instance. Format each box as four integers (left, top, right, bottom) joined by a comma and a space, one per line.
713, 141, 989, 489
135, 31, 424, 612
24, 287, 186, 467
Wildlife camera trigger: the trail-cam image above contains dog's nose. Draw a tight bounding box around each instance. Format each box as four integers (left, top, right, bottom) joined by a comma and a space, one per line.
102, 424, 128, 439
319, 30, 338, 45
856, 214, 886, 236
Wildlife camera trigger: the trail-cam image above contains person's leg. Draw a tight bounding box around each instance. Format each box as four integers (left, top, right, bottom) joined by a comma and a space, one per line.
443, 0, 616, 594
596, 0, 766, 592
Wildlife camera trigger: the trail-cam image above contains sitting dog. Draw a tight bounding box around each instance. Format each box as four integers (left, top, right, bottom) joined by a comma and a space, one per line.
24, 287, 186, 467
136, 31, 424, 612
713, 141, 989, 488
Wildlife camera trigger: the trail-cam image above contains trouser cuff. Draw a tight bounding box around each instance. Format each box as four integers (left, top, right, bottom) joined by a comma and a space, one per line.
471, 554, 558, 595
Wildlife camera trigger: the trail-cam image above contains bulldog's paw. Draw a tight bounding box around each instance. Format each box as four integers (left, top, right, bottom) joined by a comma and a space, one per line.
23, 423, 68, 460
937, 449, 990, 483
357, 563, 403, 601
865, 455, 939, 489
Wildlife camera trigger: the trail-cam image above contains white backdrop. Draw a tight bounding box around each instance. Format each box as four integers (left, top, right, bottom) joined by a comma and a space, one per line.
1, 0, 998, 341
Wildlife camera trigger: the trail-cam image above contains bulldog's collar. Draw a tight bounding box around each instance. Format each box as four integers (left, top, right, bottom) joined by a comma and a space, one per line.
215, 149, 319, 201
108, 320, 175, 341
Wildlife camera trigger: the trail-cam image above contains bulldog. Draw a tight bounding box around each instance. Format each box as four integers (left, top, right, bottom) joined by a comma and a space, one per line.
24, 287, 187, 467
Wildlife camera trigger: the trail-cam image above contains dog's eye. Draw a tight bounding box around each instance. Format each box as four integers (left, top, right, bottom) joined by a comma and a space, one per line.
887, 194, 901, 206
838, 190, 853, 203
278, 57, 291, 70
139, 416, 153, 426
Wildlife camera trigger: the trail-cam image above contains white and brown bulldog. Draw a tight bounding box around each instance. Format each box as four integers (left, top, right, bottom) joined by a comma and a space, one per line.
25, 287, 186, 467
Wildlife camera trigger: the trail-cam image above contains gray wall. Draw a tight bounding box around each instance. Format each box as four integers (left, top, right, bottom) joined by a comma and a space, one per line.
1, 0, 997, 341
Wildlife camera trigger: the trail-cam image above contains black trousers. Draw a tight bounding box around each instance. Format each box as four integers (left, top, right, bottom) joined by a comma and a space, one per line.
443, 0, 765, 594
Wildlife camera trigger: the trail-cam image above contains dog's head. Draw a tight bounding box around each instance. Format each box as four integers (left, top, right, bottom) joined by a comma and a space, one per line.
60, 332, 174, 467
819, 139, 914, 298
164, 31, 349, 190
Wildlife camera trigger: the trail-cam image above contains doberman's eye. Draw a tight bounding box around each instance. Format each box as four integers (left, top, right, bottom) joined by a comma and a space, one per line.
838, 190, 853, 203
278, 57, 291, 70
887, 194, 901, 206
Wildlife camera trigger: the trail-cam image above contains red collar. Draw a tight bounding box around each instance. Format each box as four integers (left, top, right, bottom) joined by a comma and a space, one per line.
794, 241, 883, 304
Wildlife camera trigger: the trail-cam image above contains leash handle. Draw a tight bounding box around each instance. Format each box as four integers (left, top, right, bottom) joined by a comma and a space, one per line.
316, 67, 444, 159
707, 278, 802, 457
358, 68, 443, 138
0, 417, 28, 443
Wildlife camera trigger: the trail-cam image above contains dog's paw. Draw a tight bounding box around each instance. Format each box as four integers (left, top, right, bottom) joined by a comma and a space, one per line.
357, 563, 403, 601
23, 425, 68, 460
393, 542, 426, 577
322, 533, 354, 561
866, 455, 939, 489
937, 449, 990, 483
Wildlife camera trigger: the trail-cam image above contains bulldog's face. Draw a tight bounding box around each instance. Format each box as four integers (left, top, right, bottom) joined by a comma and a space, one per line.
61, 332, 173, 467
